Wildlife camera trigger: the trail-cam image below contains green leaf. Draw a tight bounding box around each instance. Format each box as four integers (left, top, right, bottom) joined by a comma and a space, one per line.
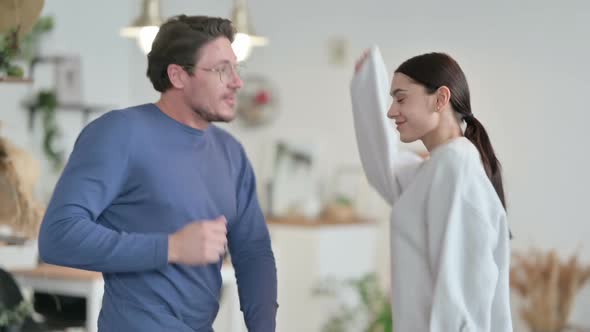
314, 273, 392, 332
0, 300, 33, 326
6, 64, 24, 77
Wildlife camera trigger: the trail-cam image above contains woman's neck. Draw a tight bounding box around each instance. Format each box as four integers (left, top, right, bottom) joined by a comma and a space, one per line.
421, 112, 463, 151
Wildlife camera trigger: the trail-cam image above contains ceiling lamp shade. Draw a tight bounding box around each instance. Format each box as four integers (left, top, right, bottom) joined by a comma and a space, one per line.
230, 0, 268, 62
120, 0, 162, 54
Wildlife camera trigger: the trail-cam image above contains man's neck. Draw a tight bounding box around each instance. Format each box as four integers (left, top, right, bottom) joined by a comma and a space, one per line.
155, 93, 209, 130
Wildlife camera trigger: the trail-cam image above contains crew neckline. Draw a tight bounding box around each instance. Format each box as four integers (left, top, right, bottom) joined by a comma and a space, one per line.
428, 136, 470, 157
149, 103, 209, 136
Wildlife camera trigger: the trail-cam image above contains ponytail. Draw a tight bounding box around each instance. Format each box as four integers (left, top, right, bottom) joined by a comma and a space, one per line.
463, 115, 506, 210
393, 51, 507, 212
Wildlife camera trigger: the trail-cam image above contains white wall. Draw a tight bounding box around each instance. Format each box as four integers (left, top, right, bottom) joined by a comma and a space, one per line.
0, 1, 134, 199
2, 0, 590, 329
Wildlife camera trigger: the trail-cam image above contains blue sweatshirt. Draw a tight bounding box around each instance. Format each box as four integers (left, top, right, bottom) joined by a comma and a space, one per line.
38, 104, 278, 332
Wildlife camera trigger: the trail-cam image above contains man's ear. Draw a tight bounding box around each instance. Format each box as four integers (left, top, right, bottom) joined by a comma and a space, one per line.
167, 64, 188, 89
435, 86, 451, 112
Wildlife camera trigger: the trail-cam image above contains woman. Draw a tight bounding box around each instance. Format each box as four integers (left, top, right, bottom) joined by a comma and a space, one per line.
351, 47, 512, 331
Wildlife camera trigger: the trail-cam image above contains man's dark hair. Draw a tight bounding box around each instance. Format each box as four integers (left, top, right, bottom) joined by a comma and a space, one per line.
146, 15, 235, 92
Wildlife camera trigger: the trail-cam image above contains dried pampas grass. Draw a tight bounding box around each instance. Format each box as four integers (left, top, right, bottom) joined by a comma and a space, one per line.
0, 136, 45, 238
511, 249, 590, 332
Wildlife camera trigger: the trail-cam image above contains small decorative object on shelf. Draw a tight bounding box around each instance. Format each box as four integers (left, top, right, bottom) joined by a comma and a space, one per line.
320, 197, 361, 224
510, 249, 590, 332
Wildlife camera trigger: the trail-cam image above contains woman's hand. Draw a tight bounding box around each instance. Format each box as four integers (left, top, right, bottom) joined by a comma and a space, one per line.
354, 49, 371, 74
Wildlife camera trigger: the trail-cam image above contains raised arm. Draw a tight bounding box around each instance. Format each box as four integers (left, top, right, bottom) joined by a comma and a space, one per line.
350, 46, 422, 205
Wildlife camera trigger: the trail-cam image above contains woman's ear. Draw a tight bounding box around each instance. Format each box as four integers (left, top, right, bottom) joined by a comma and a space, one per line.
435, 86, 451, 112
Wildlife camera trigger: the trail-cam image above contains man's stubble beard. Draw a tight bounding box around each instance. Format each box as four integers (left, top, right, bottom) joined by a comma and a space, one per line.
192, 106, 234, 123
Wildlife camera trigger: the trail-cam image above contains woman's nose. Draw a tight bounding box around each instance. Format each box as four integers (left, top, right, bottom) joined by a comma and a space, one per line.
387, 103, 399, 119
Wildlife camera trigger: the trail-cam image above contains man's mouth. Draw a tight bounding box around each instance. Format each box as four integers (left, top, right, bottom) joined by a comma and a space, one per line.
224, 95, 236, 106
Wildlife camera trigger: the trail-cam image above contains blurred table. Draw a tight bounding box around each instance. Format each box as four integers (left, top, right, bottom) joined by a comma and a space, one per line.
12, 263, 240, 332
11, 264, 103, 332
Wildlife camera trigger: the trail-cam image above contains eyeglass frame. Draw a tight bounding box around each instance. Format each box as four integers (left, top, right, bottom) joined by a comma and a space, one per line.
180, 62, 244, 84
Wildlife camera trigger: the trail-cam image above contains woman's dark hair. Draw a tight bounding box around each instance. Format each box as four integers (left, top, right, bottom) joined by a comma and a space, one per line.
395, 53, 506, 210
146, 15, 235, 92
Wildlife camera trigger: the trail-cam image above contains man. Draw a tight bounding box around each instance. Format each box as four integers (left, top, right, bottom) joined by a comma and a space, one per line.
38, 15, 278, 331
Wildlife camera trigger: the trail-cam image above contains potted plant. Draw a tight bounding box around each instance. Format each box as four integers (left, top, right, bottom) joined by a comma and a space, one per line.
0, 300, 33, 332
25, 89, 63, 170
0, 30, 23, 79
0, 16, 53, 80
315, 273, 392, 332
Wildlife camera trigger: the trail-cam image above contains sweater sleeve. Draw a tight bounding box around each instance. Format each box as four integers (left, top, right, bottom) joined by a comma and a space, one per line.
228, 146, 278, 332
350, 46, 422, 206
425, 155, 509, 332
38, 111, 168, 273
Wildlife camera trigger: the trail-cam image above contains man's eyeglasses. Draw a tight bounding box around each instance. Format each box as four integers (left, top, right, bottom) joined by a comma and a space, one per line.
183, 62, 244, 84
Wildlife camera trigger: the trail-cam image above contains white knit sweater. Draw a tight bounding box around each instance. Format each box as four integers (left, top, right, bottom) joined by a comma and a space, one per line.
350, 46, 513, 332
